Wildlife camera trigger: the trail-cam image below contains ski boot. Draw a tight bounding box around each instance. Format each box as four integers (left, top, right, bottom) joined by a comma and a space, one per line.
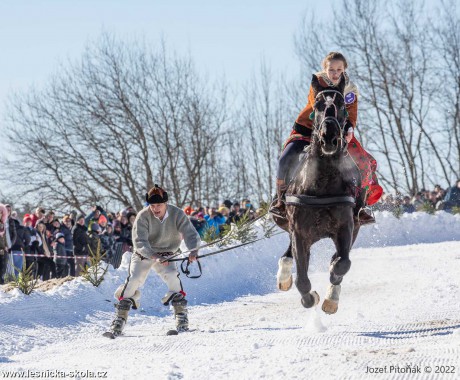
171, 293, 189, 332
109, 298, 133, 337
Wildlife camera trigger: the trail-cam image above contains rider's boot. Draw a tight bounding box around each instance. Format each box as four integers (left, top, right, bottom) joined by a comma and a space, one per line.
269, 179, 288, 217
355, 191, 375, 226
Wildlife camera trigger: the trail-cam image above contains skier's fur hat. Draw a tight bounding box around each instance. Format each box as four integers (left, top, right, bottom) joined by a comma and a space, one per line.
146, 184, 168, 204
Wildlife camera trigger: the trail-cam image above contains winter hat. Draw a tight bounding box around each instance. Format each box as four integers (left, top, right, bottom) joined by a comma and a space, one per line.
23, 215, 33, 224
55, 232, 65, 240
98, 215, 108, 224
197, 212, 205, 219
145, 184, 168, 204
76, 214, 85, 222
183, 206, 193, 215
223, 200, 233, 208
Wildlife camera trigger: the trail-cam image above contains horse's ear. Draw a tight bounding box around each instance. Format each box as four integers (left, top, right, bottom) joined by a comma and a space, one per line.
337, 74, 346, 94
311, 74, 322, 95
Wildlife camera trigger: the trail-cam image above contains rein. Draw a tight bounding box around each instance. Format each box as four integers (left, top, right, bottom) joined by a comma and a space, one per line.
286, 87, 355, 208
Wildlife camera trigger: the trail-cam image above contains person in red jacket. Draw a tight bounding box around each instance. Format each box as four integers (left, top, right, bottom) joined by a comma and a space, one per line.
270, 52, 382, 224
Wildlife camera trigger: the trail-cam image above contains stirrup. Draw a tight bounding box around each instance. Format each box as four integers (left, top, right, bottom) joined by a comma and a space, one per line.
269, 206, 286, 217
357, 208, 375, 226
269, 198, 286, 218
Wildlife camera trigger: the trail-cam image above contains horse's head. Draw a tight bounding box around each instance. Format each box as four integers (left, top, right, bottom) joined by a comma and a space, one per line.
310, 74, 348, 157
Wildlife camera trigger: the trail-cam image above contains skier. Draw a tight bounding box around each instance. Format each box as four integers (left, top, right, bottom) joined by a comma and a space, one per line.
107, 184, 201, 337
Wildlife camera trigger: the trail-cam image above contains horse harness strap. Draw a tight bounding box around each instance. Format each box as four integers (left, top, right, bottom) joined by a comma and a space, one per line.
285, 194, 355, 207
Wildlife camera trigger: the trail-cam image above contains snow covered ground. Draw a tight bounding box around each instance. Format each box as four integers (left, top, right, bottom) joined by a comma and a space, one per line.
1, 211, 460, 379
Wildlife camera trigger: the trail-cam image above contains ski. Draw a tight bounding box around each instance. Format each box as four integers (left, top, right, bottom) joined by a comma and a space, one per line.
166, 328, 196, 336
102, 331, 120, 339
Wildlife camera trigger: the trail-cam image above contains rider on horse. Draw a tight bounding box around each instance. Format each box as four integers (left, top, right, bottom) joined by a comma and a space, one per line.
271, 52, 382, 225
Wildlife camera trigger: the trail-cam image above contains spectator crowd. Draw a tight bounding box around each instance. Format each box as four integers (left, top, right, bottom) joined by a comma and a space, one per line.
0, 205, 136, 285
373, 180, 460, 214
0, 197, 264, 285
0, 179, 459, 285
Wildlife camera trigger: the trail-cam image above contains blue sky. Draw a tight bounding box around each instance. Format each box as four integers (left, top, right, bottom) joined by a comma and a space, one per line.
0, 0, 341, 124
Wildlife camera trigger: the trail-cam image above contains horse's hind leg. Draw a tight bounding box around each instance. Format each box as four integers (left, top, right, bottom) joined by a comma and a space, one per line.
322, 224, 353, 314
277, 240, 293, 291
292, 233, 319, 308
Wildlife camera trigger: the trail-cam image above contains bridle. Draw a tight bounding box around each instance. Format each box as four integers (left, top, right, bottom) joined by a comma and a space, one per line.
284, 87, 357, 208
313, 89, 347, 155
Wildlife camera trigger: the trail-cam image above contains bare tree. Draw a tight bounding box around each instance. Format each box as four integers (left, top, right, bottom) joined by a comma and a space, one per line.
2, 34, 227, 212
240, 60, 292, 203
432, 0, 460, 183
294, 0, 457, 194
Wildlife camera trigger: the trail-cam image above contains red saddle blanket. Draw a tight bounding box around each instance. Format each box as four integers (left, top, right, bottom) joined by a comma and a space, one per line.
347, 137, 383, 205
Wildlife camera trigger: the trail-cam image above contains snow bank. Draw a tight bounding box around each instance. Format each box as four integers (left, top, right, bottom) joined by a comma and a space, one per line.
1, 211, 459, 315
355, 211, 460, 248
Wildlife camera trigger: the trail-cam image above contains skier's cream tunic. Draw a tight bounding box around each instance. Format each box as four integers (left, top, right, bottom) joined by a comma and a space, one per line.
114, 204, 201, 308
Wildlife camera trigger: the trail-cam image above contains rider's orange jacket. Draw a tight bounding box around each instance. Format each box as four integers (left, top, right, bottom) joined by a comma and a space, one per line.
291, 73, 358, 140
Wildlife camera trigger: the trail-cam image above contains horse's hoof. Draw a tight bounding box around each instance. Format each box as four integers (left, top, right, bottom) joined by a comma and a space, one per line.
322, 284, 341, 314
322, 299, 338, 314
301, 291, 320, 308
277, 257, 293, 291
277, 275, 293, 291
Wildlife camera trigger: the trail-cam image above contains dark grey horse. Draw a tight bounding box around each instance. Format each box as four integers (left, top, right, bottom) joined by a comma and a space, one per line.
274, 74, 361, 314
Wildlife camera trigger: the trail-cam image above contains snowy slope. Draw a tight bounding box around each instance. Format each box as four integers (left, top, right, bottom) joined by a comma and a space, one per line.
1, 211, 460, 379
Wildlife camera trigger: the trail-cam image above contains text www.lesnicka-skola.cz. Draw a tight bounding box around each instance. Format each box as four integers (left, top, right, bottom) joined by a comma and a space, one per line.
1, 370, 108, 378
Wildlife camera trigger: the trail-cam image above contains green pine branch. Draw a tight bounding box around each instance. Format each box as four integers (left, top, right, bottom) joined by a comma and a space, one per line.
10, 261, 39, 295
81, 239, 109, 287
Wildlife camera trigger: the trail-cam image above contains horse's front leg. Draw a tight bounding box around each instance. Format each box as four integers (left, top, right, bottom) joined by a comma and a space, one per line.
291, 232, 319, 308
322, 222, 353, 314
277, 240, 294, 291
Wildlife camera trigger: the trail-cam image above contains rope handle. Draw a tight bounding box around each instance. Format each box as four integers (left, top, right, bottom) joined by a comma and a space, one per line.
180, 258, 202, 279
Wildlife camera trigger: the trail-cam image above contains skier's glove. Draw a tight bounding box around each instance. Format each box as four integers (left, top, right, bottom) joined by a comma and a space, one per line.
188, 250, 198, 263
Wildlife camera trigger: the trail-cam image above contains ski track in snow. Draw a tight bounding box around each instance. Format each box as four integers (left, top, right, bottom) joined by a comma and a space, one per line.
1, 212, 460, 379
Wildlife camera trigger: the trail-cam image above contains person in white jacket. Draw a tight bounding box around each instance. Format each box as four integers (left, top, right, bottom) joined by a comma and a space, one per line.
109, 184, 201, 336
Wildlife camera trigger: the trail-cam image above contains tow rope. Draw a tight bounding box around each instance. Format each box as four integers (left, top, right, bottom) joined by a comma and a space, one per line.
160, 213, 267, 264
168, 231, 284, 279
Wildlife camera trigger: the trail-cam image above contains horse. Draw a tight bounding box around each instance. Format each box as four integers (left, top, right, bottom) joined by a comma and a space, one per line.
273, 74, 361, 314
